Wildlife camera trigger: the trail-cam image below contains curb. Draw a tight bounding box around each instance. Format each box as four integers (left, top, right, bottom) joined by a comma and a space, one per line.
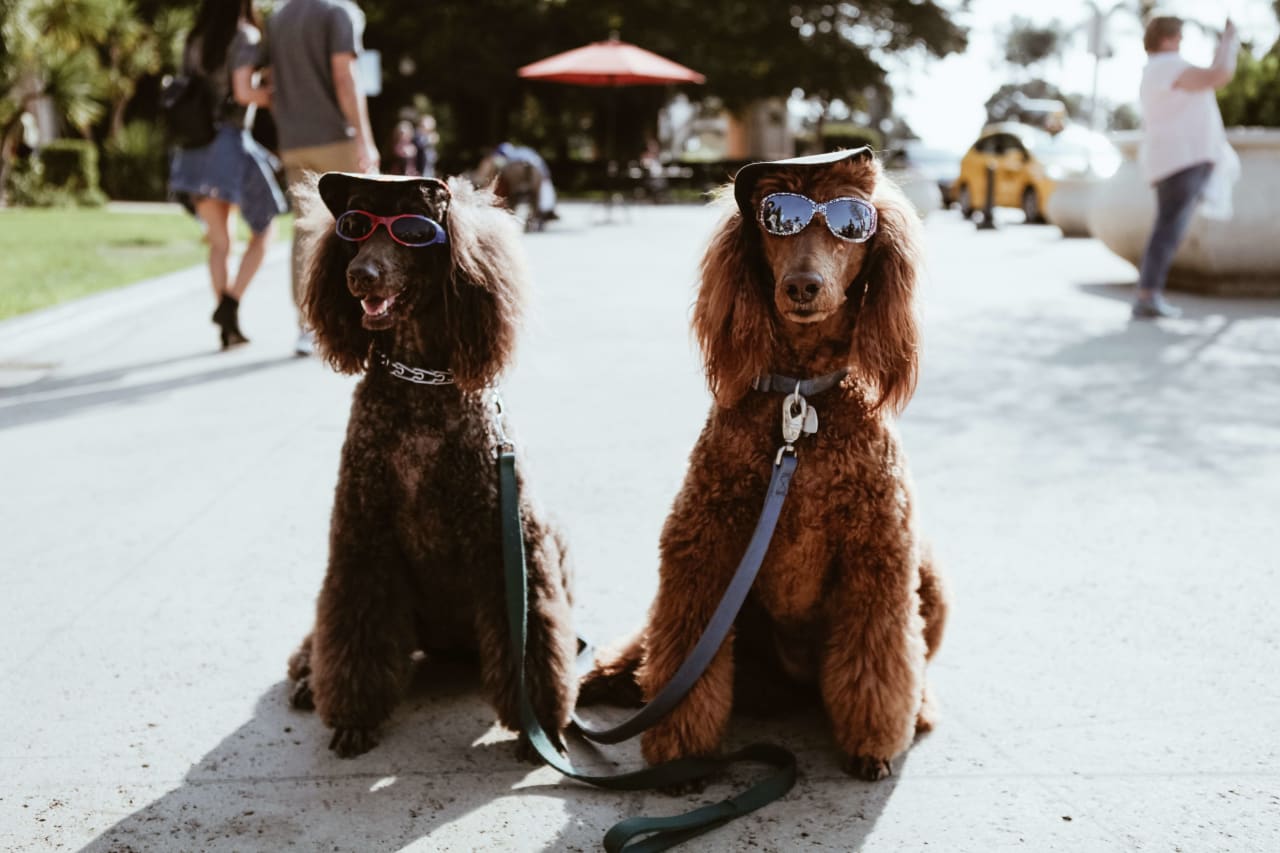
0, 243, 289, 359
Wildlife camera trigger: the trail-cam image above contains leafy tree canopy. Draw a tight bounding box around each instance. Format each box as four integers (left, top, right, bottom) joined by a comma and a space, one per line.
362, 0, 968, 158
1002, 16, 1064, 69
984, 79, 1083, 126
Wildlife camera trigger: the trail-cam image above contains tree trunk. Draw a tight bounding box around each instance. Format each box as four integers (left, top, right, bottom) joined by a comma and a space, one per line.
111, 99, 128, 141
0, 117, 29, 208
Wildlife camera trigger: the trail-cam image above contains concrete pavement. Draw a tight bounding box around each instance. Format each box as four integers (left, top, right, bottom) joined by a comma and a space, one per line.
2, 202, 1278, 852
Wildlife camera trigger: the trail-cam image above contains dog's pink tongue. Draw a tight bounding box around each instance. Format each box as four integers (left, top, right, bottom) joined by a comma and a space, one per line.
362, 295, 395, 316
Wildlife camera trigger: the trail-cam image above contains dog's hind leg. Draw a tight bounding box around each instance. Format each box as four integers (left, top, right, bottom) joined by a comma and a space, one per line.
550, 525, 574, 607
286, 633, 315, 710
914, 546, 948, 735
917, 544, 948, 661
579, 629, 645, 708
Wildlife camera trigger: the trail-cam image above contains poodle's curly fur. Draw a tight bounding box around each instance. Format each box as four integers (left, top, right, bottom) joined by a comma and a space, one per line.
286, 175, 576, 759
581, 151, 948, 781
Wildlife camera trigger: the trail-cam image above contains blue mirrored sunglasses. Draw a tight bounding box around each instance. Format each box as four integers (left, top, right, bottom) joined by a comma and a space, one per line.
758, 192, 878, 243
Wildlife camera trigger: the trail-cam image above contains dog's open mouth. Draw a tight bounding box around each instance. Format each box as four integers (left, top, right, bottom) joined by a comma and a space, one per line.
359, 294, 400, 329
784, 306, 830, 324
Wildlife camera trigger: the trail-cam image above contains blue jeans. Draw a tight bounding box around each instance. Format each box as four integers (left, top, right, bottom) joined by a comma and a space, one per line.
1137, 161, 1214, 296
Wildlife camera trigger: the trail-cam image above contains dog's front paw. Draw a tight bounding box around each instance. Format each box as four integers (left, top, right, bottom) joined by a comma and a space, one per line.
514, 729, 565, 764
514, 734, 538, 765
329, 726, 379, 758
288, 677, 315, 711
643, 726, 719, 795
843, 754, 893, 781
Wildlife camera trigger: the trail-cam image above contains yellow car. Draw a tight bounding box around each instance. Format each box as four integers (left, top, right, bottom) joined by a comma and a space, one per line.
952, 122, 1121, 223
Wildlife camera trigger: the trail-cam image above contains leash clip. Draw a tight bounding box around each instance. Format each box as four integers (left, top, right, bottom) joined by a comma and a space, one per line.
491, 389, 515, 455
781, 384, 807, 445
777, 382, 820, 466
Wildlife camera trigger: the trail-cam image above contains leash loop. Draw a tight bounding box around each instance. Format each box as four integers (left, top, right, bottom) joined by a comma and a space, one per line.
498, 417, 799, 849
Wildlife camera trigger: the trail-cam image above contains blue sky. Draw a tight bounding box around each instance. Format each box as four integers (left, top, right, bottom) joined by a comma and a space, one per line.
888, 0, 1279, 150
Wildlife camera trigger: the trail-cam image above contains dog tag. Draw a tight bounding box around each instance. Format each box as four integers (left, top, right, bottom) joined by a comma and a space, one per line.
802, 405, 819, 435
781, 396, 806, 444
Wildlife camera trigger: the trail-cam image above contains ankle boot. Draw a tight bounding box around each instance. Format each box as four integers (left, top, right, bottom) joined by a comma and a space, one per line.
215, 295, 250, 350
212, 294, 235, 327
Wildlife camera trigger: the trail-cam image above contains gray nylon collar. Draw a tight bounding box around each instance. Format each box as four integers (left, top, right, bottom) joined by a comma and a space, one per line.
751, 368, 849, 396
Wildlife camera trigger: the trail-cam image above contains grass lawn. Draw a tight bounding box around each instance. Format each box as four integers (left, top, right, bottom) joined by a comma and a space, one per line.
0, 206, 293, 321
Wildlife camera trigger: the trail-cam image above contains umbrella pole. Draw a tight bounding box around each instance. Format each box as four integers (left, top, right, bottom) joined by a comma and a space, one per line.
604, 81, 620, 222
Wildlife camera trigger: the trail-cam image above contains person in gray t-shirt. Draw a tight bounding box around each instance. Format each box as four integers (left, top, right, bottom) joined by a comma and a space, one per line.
266, 0, 380, 355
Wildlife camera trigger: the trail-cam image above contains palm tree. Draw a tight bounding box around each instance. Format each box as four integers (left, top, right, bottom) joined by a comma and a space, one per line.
1, 0, 110, 202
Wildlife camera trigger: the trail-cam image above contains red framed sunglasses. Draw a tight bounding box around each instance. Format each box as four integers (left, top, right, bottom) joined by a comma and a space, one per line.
334, 210, 448, 247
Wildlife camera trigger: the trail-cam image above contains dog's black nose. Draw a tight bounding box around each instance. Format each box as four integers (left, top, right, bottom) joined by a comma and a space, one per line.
783, 272, 823, 303
348, 262, 380, 290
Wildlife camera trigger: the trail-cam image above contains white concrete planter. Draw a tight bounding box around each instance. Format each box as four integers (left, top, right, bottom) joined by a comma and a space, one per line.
1088, 128, 1280, 296
1045, 177, 1098, 237
887, 169, 942, 219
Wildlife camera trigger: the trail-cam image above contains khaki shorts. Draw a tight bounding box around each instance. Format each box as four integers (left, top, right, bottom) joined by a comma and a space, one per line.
281, 139, 361, 318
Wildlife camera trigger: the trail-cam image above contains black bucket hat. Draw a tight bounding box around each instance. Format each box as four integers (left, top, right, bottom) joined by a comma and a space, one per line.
317, 172, 450, 218
732, 147, 874, 219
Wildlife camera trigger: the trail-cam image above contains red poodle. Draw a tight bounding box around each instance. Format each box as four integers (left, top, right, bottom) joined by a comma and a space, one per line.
582, 149, 948, 781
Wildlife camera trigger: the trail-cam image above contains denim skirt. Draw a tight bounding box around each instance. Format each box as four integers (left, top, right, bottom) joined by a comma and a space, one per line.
169, 124, 288, 234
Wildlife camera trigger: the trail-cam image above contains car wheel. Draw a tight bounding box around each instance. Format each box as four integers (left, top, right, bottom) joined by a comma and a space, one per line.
1021, 186, 1042, 223
957, 184, 973, 219
938, 182, 954, 209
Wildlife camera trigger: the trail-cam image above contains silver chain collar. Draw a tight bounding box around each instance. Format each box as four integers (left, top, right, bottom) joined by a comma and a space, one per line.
374, 352, 455, 386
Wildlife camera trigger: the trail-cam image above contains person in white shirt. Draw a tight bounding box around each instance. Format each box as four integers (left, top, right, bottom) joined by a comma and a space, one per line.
1134, 15, 1238, 319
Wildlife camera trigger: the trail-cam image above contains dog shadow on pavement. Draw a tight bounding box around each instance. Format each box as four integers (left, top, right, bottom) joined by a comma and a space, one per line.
79, 658, 901, 852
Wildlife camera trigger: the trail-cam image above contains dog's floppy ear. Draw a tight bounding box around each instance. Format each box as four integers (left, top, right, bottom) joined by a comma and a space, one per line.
298, 177, 372, 374
439, 177, 526, 392
692, 193, 778, 407
851, 172, 921, 414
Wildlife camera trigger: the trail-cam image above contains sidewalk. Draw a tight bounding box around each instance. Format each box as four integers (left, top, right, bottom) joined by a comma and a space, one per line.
2, 203, 1278, 851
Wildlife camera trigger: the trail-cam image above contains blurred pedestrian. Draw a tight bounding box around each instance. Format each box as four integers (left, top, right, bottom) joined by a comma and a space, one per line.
496, 142, 558, 220
388, 120, 418, 175
1133, 15, 1239, 320
266, 0, 379, 356
639, 138, 668, 202
413, 114, 439, 178
168, 0, 287, 350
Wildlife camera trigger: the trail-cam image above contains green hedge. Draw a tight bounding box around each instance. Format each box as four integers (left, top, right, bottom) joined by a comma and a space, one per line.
6, 140, 106, 207
1218, 49, 1280, 128
102, 121, 170, 202
41, 140, 100, 194
821, 124, 884, 153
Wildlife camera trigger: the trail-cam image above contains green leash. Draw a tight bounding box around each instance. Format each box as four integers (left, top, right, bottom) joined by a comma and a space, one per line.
499, 450, 798, 852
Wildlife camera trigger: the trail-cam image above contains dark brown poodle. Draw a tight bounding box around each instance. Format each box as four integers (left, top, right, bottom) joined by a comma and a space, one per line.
286, 172, 576, 759
582, 149, 948, 781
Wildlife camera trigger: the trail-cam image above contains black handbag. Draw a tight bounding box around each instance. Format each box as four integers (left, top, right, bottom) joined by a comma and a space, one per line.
159, 70, 216, 149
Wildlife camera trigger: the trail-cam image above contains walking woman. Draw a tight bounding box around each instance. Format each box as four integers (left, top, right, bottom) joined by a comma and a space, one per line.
169, 0, 288, 349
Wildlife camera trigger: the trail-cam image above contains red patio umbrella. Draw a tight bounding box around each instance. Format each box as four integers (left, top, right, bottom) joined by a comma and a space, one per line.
518, 36, 704, 187
517, 37, 705, 87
